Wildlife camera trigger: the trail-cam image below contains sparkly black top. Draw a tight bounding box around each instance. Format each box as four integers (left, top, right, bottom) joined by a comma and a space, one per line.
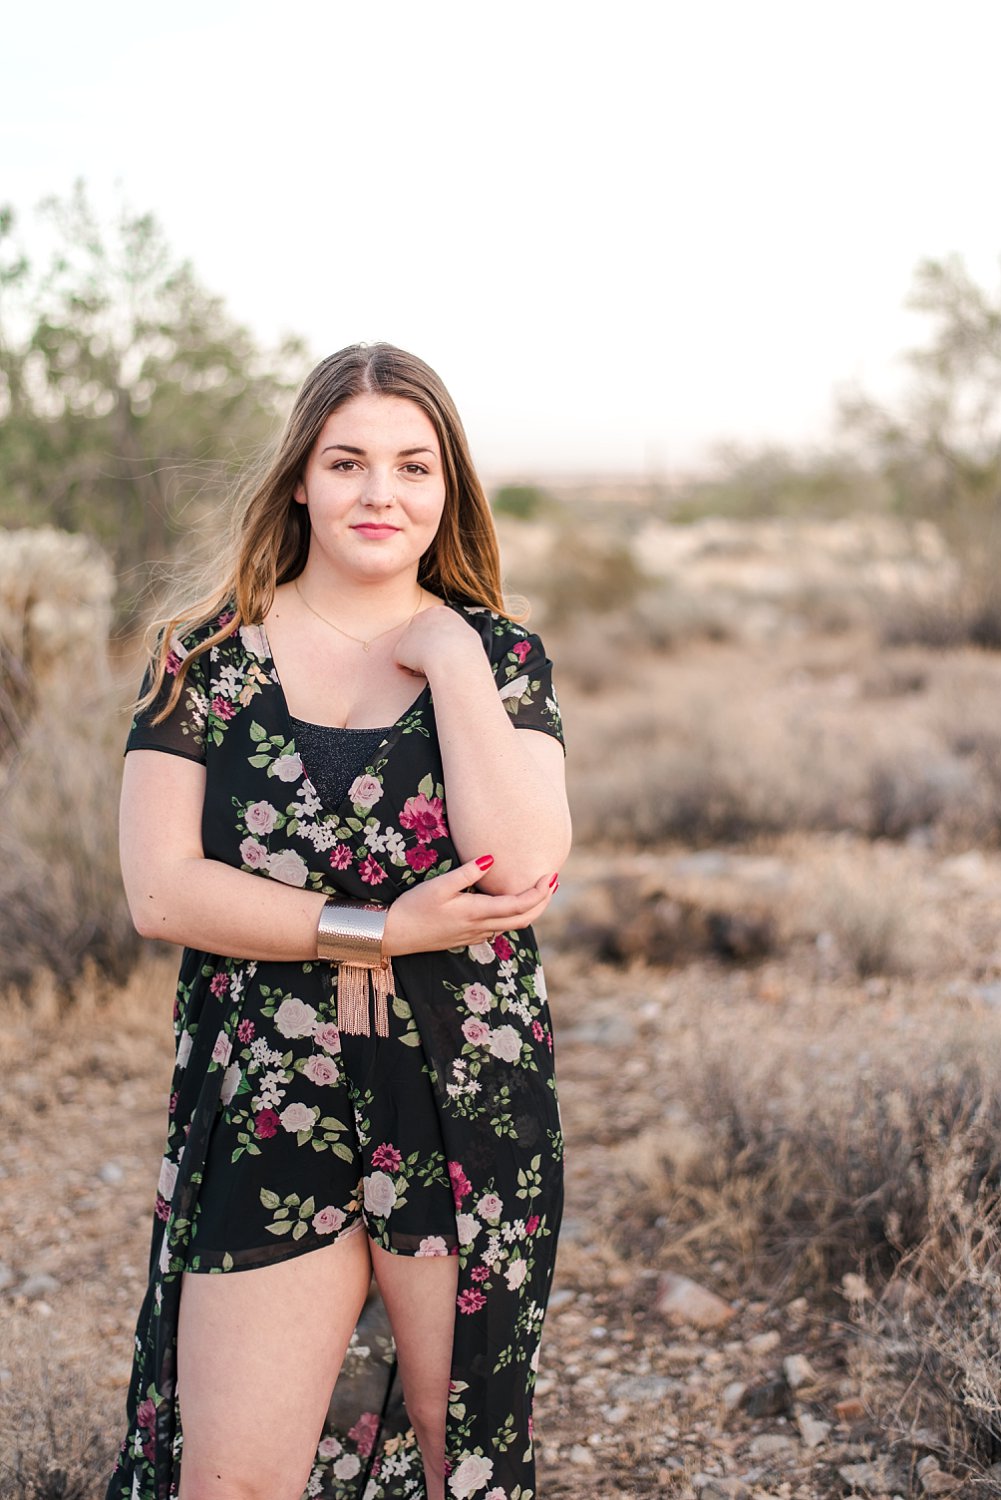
288, 716, 393, 811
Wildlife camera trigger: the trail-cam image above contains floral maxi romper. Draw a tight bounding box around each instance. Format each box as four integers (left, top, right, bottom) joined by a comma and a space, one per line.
104, 597, 567, 1500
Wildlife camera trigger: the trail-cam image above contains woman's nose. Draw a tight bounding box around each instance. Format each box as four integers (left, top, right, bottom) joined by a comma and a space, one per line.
362, 468, 396, 507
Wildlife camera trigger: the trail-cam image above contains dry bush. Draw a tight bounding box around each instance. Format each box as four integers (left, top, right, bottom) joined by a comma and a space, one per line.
0, 683, 140, 997
804, 849, 924, 977
849, 1142, 1001, 1489
0, 1353, 117, 1500
623, 992, 1001, 1304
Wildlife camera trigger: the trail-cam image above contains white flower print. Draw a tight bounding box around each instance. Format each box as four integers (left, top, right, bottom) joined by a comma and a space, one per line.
317, 1436, 342, 1459
157, 1157, 178, 1200
211, 1031, 232, 1066
279, 1102, 316, 1133
455, 1213, 480, 1246
449, 1453, 494, 1497
239, 623, 269, 660
504, 1258, 528, 1291
463, 982, 494, 1015
487, 1025, 522, 1063
497, 675, 529, 703
220, 1062, 241, 1106
476, 1193, 503, 1222
333, 1453, 361, 1480
176, 1030, 193, 1068
467, 939, 496, 965
363, 824, 388, 853
266, 848, 308, 886
274, 997, 317, 1038
363, 1171, 397, 1217
272, 752, 303, 783
533, 963, 547, 1000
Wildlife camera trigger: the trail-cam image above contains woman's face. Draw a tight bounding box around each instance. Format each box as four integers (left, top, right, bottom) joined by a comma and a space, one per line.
294, 392, 447, 584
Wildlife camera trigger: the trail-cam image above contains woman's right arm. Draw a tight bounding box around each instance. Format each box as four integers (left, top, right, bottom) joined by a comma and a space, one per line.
120, 750, 557, 962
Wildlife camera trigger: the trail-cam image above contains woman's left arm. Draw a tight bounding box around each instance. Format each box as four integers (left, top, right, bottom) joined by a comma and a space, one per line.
425, 629, 572, 898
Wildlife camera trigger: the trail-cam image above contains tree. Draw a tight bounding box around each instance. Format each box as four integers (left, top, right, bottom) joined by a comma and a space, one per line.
839, 254, 1001, 566
0, 182, 310, 599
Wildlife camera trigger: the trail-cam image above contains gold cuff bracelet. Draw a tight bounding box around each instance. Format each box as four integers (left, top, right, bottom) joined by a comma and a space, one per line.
316, 897, 395, 1038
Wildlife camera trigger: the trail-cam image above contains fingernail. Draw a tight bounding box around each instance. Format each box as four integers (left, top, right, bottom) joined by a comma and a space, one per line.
554, 879, 560, 892
549, 872, 559, 887
476, 855, 494, 869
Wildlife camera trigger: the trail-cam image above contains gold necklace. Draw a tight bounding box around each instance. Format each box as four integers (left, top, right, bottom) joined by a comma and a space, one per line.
294, 578, 426, 651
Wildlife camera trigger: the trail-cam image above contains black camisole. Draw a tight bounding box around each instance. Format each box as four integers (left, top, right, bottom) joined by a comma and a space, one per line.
288, 716, 393, 811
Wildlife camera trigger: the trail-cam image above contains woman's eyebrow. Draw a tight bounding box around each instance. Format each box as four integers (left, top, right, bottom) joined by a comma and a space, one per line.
320, 443, 438, 458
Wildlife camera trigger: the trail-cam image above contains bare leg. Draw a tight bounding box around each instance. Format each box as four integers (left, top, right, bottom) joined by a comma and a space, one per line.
177, 1222, 372, 1500
368, 1240, 460, 1500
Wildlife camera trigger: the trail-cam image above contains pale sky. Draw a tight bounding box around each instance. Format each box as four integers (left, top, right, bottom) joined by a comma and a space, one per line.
5, 0, 1001, 477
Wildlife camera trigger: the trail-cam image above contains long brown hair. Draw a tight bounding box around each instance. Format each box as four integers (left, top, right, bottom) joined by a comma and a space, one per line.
137, 342, 526, 723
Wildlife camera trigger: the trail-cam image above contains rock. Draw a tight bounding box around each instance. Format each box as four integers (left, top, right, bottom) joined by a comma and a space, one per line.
692, 1475, 750, 1500
834, 1396, 866, 1422
17, 1272, 58, 1300
917, 1457, 961, 1495
837, 1461, 885, 1492
747, 1329, 781, 1354
747, 1433, 798, 1458
548, 1288, 575, 1310
609, 1374, 676, 1402
795, 1408, 831, 1447
783, 1353, 817, 1388
567, 1444, 594, 1465
655, 1271, 735, 1330
99, 1161, 125, 1185
0, 1263, 14, 1293
721, 1380, 747, 1410
741, 1377, 792, 1417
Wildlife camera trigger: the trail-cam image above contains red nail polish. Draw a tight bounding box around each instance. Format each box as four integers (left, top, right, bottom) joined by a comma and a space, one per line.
476, 855, 494, 869
549, 872, 559, 887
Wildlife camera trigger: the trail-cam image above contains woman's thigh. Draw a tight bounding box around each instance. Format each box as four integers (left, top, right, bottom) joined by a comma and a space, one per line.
177, 1222, 372, 1500
368, 1240, 459, 1430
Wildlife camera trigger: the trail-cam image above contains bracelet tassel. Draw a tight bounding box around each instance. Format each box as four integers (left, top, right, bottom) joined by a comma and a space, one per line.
336, 958, 394, 1037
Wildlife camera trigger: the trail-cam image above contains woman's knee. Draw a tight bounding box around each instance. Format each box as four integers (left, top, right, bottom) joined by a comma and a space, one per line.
179, 1455, 313, 1500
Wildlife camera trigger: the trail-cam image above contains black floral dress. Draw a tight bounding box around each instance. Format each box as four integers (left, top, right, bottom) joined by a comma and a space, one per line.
105, 596, 566, 1500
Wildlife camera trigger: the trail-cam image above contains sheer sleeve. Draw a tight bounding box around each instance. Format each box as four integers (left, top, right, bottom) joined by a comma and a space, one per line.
124, 629, 210, 764
492, 622, 566, 756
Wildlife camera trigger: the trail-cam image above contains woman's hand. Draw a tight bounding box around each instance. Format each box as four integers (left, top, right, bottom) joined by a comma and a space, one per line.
382, 856, 559, 958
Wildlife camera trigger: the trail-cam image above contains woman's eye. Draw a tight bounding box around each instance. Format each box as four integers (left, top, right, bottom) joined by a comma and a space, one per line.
403, 464, 428, 475
332, 460, 358, 471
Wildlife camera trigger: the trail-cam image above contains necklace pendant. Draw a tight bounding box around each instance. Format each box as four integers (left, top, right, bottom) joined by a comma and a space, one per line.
362, 640, 371, 652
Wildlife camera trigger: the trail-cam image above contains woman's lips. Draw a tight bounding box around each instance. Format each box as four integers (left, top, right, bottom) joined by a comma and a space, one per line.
352, 525, 400, 537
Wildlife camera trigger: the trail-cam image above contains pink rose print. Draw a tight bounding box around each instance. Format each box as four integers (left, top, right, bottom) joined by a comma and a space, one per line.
525, 1214, 540, 1234
254, 1109, 279, 1139
348, 774, 384, 809
237, 1019, 255, 1043
448, 1160, 472, 1206
371, 1143, 403, 1172
457, 1288, 487, 1313
209, 972, 230, 997
492, 934, 514, 961
168, 1090, 179, 1115
477, 1193, 503, 1221
399, 792, 448, 844
347, 1411, 380, 1458
314, 1022, 342, 1055
136, 1398, 157, 1430
329, 843, 353, 870
405, 845, 437, 872
303, 1053, 338, 1086
471, 1265, 490, 1282
546, 1031, 553, 1052
217, 609, 235, 629
245, 800, 278, 834
210, 695, 236, 720
462, 1018, 491, 1046
154, 1194, 170, 1222
211, 1032, 232, 1065
512, 639, 532, 664
359, 853, 387, 885
239, 837, 268, 869
165, 650, 182, 676
464, 983, 493, 1015
416, 1236, 449, 1256
312, 1205, 347, 1235
532, 1020, 544, 1041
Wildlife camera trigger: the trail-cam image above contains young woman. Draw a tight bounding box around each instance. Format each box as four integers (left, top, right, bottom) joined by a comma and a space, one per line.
105, 343, 572, 1500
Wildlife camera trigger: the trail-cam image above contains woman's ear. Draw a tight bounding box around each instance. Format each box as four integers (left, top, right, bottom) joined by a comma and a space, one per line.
293, 479, 307, 506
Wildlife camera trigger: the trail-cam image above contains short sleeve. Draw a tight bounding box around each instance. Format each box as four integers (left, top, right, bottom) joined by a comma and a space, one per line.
492, 623, 566, 756
124, 628, 210, 764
